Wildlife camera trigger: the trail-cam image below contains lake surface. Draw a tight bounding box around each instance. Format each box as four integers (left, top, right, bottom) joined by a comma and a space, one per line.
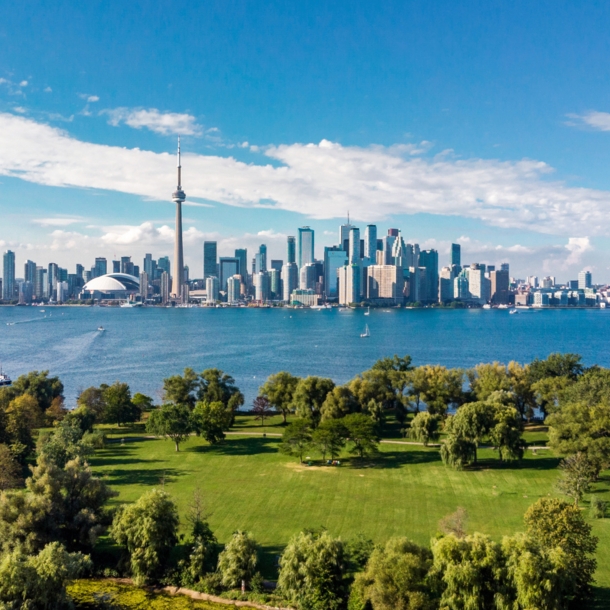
0, 306, 608, 405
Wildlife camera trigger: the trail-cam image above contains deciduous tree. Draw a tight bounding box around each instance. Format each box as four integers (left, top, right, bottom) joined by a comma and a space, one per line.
320, 385, 359, 420
191, 401, 232, 444
343, 413, 379, 459
259, 371, 300, 424
311, 419, 347, 461
252, 395, 274, 426
279, 419, 312, 463
556, 452, 598, 506
146, 403, 193, 451
291, 376, 335, 425
217, 530, 258, 590
408, 412, 441, 446
163, 367, 199, 408
101, 382, 141, 426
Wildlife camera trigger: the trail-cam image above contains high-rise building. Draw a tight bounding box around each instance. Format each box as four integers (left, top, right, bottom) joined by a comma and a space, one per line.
256, 244, 267, 273
143, 254, 155, 278
139, 271, 150, 299
47, 262, 59, 300
203, 242, 218, 279
282, 262, 298, 302
269, 268, 281, 298
24, 260, 36, 285
19, 281, 33, 305
94, 257, 107, 278
382, 235, 396, 265
255, 271, 270, 302
76, 264, 84, 280
490, 270, 510, 304
35, 267, 47, 299
121, 257, 134, 276
364, 225, 377, 264
206, 276, 220, 303
419, 249, 439, 302
270, 260, 283, 273
112, 260, 120, 273
324, 246, 348, 299
468, 264, 491, 304
439, 266, 456, 302
286, 236, 296, 264
338, 264, 361, 305
160, 271, 171, 305
339, 219, 355, 253
227, 275, 241, 303
366, 265, 402, 300
234, 248, 248, 283
500, 263, 510, 273
348, 227, 361, 264
297, 227, 314, 270
219, 257, 239, 291
157, 256, 171, 276
578, 270, 592, 290
454, 272, 470, 300
171, 138, 186, 300
300, 263, 318, 290
451, 243, 461, 267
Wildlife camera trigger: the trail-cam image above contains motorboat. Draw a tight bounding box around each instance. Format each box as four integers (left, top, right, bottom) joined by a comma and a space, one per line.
97, 326, 105, 332
0, 366, 11, 387
509, 309, 518, 315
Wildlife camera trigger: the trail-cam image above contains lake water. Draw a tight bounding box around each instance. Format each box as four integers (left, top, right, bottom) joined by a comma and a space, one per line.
0, 306, 608, 405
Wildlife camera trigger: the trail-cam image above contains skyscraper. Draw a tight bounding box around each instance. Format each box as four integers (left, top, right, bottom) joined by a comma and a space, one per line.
2, 250, 15, 301
94, 257, 107, 278
219, 257, 239, 291
143, 254, 156, 279
286, 236, 296, 264
171, 137, 186, 300
297, 227, 314, 270
227, 275, 241, 303
234, 248, 247, 283
255, 244, 267, 273
364, 225, 377, 264
324, 246, 347, 299
348, 227, 361, 264
24, 260, 37, 284
419, 249, 439, 303
339, 218, 354, 252
282, 262, 298, 302
206, 276, 220, 303
578, 270, 592, 290
451, 243, 461, 267
203, 242, 217, 279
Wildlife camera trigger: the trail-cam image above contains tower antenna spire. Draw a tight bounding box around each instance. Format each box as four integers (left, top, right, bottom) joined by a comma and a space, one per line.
177, 136, 182, 188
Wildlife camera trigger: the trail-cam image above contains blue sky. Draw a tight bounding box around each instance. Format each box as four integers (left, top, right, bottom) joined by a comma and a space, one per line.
1, 0, 610, 280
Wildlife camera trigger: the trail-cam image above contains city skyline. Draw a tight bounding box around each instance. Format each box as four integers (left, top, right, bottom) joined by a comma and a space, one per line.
2, 3, 610, 280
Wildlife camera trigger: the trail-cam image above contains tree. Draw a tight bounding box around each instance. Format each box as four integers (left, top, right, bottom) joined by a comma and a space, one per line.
217, 530, 258, 589
430, 533, 507, 610
411, 365, 465, 417
488, 405, 526, 461
132, 392, 154, 411
45, 395, 67, 424
371, 354, 414, 373
507, 361, 537, 420
279, 419, 312, 463
0, 542, 91, 609
442, 402, 495, 465
37, 419, 93, 467
191, 401, 232, 444
320, 385, 359, 420
252, 395, 274, 426
146, 403, 192, 451
5, 393, 41, 461
343, 413, 379, 459
111, 489, 179, 585
529, 352, 584, 382
440, 434, 476, 470
163, 367, 198, 408
524, 497, 597, 600
260, 371, 300, 424
408, 412, 441, 446
351, 537, 434, 610
198, 368, 244, 418
0, 444, 22, 490
101, 382, 141, 426
311, 419, 347, 461
468, 362, 511, 402
63, 404, 97, 434
77, 386, 106, 420
292, 376, 335, 425
278, 529, 348, 610
10, 370, 64, 413
556, 452, 598, 506
0, 456, 114, 554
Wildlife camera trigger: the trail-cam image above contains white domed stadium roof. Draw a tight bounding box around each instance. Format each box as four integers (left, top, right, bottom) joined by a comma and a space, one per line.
83, 273, 140, 293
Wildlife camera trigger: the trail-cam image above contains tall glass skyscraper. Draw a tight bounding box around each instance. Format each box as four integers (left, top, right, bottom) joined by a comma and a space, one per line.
419, 249, 439, 303
451, 243, 461, 267
348, 227, 360, 264
324, 246, 348, 299
297, 227, 314, 270
286, 236, 296, 264
234, 248, 247, 282
364, 225, 377, 264
2, 250, 15, 301
203, 241, 218, 279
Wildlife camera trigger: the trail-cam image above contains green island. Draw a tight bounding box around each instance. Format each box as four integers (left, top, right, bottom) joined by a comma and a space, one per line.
0, 353, 609, 609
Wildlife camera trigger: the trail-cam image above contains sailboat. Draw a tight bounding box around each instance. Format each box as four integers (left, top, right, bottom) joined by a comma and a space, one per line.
360, 324, 371, 338
364, 306, 370, 316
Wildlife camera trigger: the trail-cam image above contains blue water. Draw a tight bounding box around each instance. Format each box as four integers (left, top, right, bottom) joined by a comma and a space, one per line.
0, 306, 608, 406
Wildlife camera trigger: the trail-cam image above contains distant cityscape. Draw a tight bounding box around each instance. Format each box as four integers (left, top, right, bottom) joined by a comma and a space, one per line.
1, 140, 606, 309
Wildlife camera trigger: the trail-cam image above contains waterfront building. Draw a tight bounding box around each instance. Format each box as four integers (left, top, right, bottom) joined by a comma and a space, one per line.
363, 225, 377, 265
366, 265, 402, 301
439, 266, 456, 301
219, 257, 239, 292
234, 248, 248, 284
35, 267, 47, 299
171, 138, 186, 301
227, 275, 241, 304
282, 262, 298, 302
297, 227, 314, 270
143, 254, 156, 279
527, 275, 539, 288
291, 288, 319, 307
451, 243, 461, 267
338, 264, 361, 305
541, 276, 554, 289
82, 273, 141, 300
19, 281, 33, 305
206, 276, 220, 303
553, 290, 569, 306
139, 271, 150, 299
578, 270, 592, 290
160, 271, 170, 304
419, 249, 439, 302
255, 271, 270, 302
56, 281, 69, 303
76, 264, 84, 280
2, 250, 15, 301
324, 246, 347, 299
203, 242, 218, 279
468, 264, 491, 304
533, 291, 550, 307
300, 262, 318, 290
24, 260, 36, 285
286, 236, 296, 264
490, 269, 510, 304
454, 273, 470, 300
269, 268, 281, 299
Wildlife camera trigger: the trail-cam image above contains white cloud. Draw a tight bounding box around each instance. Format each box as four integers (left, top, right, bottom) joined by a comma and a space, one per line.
567, 111, 610, 131
44, 86, 52, 93
78, 93, 99, 103
565, 237, 592, 266
100, 221, 204, 246
19, 80, 28, 87
3, 112, 610, 236
102, 107, 202, 136
32, 217, 83, 227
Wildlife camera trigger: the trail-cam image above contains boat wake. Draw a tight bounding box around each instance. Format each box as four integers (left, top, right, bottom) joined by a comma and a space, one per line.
6, 315, 48, 325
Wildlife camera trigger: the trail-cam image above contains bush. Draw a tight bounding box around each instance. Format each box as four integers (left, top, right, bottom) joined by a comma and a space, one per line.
198, 572, 224, 595
590, 495, 607, 519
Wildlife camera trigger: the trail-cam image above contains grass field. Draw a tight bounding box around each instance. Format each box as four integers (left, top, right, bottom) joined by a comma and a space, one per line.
90, 418, 610, 605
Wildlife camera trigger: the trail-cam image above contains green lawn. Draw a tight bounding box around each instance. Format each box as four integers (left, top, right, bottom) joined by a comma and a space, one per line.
90, 424, 610, 602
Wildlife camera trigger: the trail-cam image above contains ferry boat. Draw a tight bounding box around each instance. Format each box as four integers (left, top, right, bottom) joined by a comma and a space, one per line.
0, 367, 11, 387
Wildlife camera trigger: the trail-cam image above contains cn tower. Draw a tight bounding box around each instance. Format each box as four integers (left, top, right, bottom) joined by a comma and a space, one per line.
171, 137, 186, 301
